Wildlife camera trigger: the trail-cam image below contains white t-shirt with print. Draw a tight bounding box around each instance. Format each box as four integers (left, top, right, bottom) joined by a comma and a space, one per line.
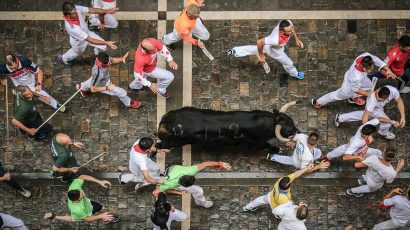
292, 134, 321, 169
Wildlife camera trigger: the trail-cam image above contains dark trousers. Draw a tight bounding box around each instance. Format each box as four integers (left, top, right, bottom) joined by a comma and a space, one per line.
52, 159, 90, 182
368, 60, 410, 89
20, 112, 53, 139
0, 162, 24, 192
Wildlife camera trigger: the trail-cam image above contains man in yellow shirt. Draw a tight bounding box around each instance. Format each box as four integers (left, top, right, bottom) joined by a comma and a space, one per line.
243, 164, 313, 212
161, 0, 208, 49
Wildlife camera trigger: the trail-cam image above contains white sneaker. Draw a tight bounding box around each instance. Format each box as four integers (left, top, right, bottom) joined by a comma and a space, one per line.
335, 114, 340, 127
382, 131, 395, 140
18, 188, 31, 198
197, 201, 213, 208
134, 182, 145, 191
242, 206, 258, 212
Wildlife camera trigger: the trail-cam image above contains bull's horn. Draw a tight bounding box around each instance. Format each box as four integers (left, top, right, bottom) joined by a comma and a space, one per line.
275, 125, 291, 142
279, 101, 297, 113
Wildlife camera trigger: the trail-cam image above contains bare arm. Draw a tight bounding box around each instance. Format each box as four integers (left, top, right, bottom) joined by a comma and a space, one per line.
342, 154, 364, 162
256, 38, 265, 57
396, 97, 406, 127
87, 7, 118, 15
293, 164, 313, 178
304, 161, 330, 174
110, 52, 129, 65
52, 165, 77, 173
196, 161, 231, 171
142, 170, 158, 184
291, 27, 304, 48
355, 88, 370, 97
362, 110, 371, 124
36, 68, 44, 85
78, 174, 111, 188
383, 188, 402, 202
12, 118, 32, 133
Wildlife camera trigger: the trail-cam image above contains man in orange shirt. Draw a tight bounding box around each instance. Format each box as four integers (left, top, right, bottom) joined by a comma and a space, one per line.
161, 0, 208, 49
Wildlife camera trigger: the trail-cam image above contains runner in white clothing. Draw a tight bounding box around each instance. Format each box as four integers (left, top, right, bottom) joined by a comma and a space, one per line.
267, 130, 330, 173
312, 52, 395, 108
336, 86, 406, 140
88, 0, 118, 29
272, 201, 308, 230
373, 186, 410, 230
346, 149, 404, 197
118, 138, 169, 190
0, 54, 64, 111
59, 2, 118, 67
325, 119, 382, 167
227, 20, 305, 79
151, 192, 187, 230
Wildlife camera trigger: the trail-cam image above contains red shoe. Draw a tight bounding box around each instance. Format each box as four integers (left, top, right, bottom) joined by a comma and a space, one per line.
159, 91, 171, 98
348, 97, 365, 106
76, 84, 89, 97
129, 100, 141, 108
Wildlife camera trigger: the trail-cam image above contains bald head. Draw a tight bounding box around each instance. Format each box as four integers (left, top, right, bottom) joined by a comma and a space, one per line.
141, 39, 155, 52
56, 133, 72, 146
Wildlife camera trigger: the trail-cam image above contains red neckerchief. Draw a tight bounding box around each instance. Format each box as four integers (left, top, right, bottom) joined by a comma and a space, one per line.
103, 0, 115, 2
64, 15, 80, 26
355, 57, 365, 72
95, 58, 110, 68
134, 144, 149, 154
364, 136, 371, 145
279, 31, 290, 44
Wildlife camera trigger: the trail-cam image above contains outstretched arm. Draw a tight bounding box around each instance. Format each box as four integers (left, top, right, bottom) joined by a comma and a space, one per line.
196, 161, 231, 171
78, 174, 111, 188
293, 164, 314, 178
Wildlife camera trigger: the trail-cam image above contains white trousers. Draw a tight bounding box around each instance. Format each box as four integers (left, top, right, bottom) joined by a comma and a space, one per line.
317, 78, 372, 106
271, 154, 301, 168
62, 32, 106, 62
152, 209, 187, 230
338, 110, 391, 136
327, 144, 382, 160
231, 45, 298, 77
80, 79, 131, 107
120, 158, 160, 185
89, 0, 118, 29
24, 83, 59, 109
162, 18, 210, 45
351, 175, 384, 194
243, 192, 271, 210
129, 67, 174, 94
0, 213, 28, 230
177, 185, 208, 206
374, 219, 406, 230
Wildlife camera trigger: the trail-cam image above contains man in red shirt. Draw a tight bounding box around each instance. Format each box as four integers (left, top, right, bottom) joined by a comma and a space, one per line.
368, 35, 410, 91
129, 38, 178, 98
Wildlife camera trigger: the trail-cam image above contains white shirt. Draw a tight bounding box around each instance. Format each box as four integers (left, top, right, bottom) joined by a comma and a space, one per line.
292, 134, 321, 169
366, 85, 400, 112
264, 20, 293, 48
128, 139, 149, 178
152, 209, 187, 230
92, 0, 116, 9
363, 155, 396, 186
272, 201, 307, 230
64, 5, 90, 42
384, 195, 410, 225
345, 118, 380, 155
341, 52, 386, 94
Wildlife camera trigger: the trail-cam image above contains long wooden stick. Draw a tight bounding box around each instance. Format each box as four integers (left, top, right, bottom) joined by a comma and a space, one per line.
370, 77, 378, 95
199, 39, 214, 61
36, 89, 81, 131
79, 151, 108, 168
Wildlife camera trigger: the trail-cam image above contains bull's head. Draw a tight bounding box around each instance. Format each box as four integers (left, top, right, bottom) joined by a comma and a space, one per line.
274, 101, 299, 142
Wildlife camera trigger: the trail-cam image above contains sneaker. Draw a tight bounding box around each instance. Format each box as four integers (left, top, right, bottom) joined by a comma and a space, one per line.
57, 104, 66, 113
134, 182, 144, 191
242, 206, 258, 212
12, 89, 17, 95
129, 100, 141, 109
266, 153, 274, 161
346, 188, 363, 197
76, 83, 89, 97
36, 133, 47, 140
357, 178, 367, 186
58, 54, 74, 67
18, 187, 31, 198
311, 99, 322, 109
197, 201, 213, 208
294, 72, 305, 80
60, 177, 70, 183
159, 91, 171, 98
43, 212, 55, 220
226, 49, 233, 57
335, 114, 340, 127
118, 174, 125, 185
348, 97, 365, 106
381, 131, 395, 140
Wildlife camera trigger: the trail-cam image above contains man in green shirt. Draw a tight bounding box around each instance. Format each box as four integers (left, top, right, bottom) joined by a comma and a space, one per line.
51, 133, 88, 182
11, 85, 53, 140
152, 161, 231, 208
43, 174, 120, 223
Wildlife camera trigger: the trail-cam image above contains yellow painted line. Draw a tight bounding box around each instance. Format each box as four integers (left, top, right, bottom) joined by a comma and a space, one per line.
2, 10, 410, 21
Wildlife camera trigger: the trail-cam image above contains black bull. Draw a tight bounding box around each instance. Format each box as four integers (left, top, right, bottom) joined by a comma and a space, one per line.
156, 101, 299, 150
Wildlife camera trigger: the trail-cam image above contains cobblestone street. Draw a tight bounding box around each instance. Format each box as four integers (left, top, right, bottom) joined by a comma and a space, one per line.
1, 0, 410, 229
